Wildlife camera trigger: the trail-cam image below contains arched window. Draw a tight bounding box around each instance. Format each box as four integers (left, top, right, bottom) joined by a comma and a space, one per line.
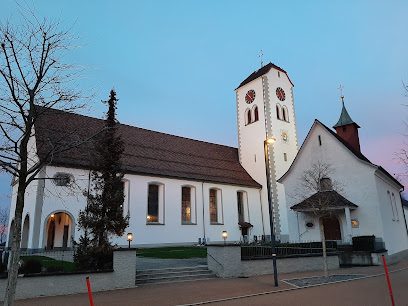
253, 105, 259, 122
282, 106, 289, 122
147, 182, 165, 224
276, 104, 282, 120
245, 108, 252, 125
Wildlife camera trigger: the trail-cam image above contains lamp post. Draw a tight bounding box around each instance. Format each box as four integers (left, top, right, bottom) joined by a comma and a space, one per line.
264, 137, 278, 287
127, 233, 133, 249
222, 231, 228, 245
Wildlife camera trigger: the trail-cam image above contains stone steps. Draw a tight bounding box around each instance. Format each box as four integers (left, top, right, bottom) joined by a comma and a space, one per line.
135, 266, 217, 285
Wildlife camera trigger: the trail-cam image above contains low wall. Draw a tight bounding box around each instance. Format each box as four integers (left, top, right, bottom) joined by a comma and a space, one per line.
207, 245, 339, 278
0, 249, 136, 301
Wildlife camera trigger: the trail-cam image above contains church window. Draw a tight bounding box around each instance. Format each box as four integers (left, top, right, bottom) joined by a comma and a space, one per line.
122, 180, 130, 217
284, 153, 287, 161
245, 108, 252, 125
276, 104, 282, 120
392, 193, 399, 221
53, 172, 74, 186
320, 178, 332, 191
181, 186, 198, 224
387, 191, 395, 221
209, 188, 223, 224
343, 127, 347, 132
253, 105, 259, 122
237, 191, 246, 223
318, 135, 322, 146
282, 106, 289, 122
278, 71, 280, 78
147, 183, 164, 224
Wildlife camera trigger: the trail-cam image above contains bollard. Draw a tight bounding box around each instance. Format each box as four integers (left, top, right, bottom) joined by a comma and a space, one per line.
86, 277, 94, 306
382, 255, 395, 306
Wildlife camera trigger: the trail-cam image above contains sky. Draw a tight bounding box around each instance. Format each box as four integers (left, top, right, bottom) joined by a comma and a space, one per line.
1, 0, 408, 211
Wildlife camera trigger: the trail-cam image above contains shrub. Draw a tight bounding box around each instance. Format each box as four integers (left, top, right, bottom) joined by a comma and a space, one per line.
19, 259, 42, 274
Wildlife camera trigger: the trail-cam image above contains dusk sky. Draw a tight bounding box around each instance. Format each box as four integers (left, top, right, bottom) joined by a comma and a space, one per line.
1, 0, 408, 210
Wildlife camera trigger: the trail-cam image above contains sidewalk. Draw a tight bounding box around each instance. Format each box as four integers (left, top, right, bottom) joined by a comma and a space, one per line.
15, 258, 408, 306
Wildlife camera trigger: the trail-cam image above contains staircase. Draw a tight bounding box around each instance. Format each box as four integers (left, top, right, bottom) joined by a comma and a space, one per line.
135, 265, 217, 285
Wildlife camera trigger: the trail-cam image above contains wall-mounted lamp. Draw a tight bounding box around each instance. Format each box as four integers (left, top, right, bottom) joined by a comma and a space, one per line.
127, 233, 133, 248
222, 231, 228, 245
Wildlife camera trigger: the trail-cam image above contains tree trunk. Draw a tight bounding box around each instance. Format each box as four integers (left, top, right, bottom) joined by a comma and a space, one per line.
319, 217, 329, 279
4, 182, 26, 305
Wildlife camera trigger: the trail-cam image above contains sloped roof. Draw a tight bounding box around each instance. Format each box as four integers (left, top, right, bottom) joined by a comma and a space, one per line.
291, 190, 358, 212
333, 101, 360, 128
235, 62, 294, 90
278, 119, 403, 189
34, 108, 261, 188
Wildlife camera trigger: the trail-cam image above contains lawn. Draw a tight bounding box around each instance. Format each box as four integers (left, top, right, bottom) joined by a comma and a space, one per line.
20, 255, 76, 273
136, 247, 207, 259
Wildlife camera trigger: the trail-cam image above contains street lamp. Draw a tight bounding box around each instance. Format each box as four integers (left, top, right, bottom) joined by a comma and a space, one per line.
264, 137, 278, 287
222, 231, 228, 245
127, 233, 133, 249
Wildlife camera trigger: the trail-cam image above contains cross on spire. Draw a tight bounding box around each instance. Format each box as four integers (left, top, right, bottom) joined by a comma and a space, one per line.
259, 50, 264, 68
338, 84, 344, 103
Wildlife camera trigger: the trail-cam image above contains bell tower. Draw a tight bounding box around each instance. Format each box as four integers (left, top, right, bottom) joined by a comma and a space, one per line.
235, 62, 299, 242
333, 96, 361, 153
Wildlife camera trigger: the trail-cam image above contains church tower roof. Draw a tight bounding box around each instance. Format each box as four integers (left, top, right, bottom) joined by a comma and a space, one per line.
333, 99, 360, 128
235, 62, 294, 90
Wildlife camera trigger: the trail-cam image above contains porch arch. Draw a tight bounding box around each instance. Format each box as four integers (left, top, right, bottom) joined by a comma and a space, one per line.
43, 211, 75, 250
21, 214, 30, 249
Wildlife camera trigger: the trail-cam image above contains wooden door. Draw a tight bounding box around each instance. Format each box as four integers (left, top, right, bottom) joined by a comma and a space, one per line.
323, 216, 341, 240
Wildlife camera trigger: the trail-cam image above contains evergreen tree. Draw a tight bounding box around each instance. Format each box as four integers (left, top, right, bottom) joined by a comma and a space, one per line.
75, 90, 128, 269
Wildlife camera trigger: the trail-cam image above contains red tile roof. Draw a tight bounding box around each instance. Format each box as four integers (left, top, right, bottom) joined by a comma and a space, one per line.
34, 108, 261, 188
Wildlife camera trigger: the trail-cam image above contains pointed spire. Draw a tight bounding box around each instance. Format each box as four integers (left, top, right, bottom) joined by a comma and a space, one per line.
333, 98, 360, 128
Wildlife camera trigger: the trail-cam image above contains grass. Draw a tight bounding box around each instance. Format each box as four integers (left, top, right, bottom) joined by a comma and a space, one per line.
136, 247, 207, 259
20, 255, 76, 273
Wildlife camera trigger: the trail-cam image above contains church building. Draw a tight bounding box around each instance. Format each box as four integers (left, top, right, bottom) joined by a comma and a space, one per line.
7, 63, 298, 250
278, 98, 408, 258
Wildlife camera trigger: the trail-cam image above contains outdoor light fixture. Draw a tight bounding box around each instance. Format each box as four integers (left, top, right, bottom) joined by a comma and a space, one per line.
50, 214, 55, 218
265, 137, 276, 144
222, 231, 228, 245
263, 137, 279, 287
146, 215, 151, 221
127, 233, 133, 248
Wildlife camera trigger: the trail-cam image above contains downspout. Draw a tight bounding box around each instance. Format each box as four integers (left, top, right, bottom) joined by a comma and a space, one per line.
296, 212, 301, 242
202, 182, 206, 240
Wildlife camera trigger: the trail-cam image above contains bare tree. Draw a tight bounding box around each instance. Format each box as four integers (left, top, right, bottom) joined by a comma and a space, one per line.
291, 161, 345, 279
0, 7, 92, 304
0, 207, 9, 244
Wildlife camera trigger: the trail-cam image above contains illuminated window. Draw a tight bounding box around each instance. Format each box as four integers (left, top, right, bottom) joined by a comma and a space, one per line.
210, 189, 218, 223
351, 219, 359, 228
182, 187, 191, 222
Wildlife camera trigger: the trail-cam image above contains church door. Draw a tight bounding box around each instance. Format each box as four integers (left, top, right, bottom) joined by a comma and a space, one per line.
322, 217, 341, 240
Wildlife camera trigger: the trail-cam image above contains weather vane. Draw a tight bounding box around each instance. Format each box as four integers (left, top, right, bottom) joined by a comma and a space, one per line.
338, 84, 344, 103
259, 50, 264, 68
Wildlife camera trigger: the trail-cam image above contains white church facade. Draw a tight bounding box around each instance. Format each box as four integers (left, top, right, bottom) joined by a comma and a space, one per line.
8, 63, 299, 250
278, 101, 408, 257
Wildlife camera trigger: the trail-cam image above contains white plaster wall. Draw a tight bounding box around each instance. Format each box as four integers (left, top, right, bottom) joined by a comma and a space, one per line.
280, 122, 384, 243
22, 164, 264, 248
374, 172, 408, 255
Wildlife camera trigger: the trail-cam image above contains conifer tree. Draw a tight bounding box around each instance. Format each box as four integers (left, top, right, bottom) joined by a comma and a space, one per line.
76, 90, 128, 269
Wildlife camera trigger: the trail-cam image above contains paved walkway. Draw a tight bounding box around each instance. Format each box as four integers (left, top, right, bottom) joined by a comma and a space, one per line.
14, 258, 408, 305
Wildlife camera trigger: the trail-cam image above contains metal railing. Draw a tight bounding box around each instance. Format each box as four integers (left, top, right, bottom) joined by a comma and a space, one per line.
241, 241, 338, 260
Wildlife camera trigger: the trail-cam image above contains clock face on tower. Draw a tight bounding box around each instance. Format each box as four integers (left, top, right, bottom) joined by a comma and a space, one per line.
245, 90, 256, 104
276, 87, 286, 101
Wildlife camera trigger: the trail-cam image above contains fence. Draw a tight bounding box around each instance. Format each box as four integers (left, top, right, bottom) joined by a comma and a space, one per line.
241, 241, 338, 260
